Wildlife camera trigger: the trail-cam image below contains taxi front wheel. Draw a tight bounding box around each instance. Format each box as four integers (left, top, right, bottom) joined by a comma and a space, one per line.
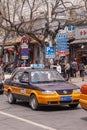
29, 94, 39, 110
8, 91, 16, 104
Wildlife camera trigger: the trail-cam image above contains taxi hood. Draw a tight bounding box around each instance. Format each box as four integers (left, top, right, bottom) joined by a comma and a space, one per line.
32, 81, 79, 91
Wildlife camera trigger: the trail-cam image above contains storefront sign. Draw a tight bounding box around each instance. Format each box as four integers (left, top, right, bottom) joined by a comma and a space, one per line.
75, 26, 87, 39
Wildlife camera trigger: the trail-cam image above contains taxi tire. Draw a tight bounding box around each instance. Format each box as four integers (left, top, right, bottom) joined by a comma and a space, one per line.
8, 91, 16, 104
29, 94, 39, 110
69, 104, 79, 109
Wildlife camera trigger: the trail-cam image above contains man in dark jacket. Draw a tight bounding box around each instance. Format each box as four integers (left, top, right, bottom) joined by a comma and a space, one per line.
78, 62, 85, 77
71, 60, 77, 77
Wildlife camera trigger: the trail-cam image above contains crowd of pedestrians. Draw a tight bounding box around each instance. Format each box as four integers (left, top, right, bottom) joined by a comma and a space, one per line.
0, 58, 87, 81
50, 59, 86, 81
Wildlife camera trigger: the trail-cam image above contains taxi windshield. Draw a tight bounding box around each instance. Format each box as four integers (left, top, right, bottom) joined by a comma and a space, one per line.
31, 70, 64, 83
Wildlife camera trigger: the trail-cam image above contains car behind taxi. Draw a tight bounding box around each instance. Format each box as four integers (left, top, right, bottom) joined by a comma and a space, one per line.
80, 84, 87, 110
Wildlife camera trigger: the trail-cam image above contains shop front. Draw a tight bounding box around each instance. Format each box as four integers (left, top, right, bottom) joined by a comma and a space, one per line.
1, 35, 40, 66
70, 39, 87, 65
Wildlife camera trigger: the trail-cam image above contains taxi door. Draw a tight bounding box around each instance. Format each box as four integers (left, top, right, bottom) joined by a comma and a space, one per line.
10, 71, 30, 101
19, 72, 31, 101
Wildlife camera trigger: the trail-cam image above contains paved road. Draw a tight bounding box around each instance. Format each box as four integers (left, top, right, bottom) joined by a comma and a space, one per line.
0, 94, 87, 130
0, 73, 86, 130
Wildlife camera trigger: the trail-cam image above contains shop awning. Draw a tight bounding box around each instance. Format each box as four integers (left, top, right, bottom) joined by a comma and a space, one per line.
4, 36, 39, 46
4, 45, 15, 49
70, 39, 87, 45
4, 37, 21, 46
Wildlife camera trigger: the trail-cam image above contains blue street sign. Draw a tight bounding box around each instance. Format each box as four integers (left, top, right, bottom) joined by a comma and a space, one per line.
21, 48, 29, 60
57, 46, 69, 50
57, 48, 69, 51
56, 33, 69, 54
56, 34, 69, 41
21, 49, 29, 55
45, 46, 55, 59
57, 43, 69, 47
68, 25, 75, 31
56, 42, 69, 51
56, 41, 69, 45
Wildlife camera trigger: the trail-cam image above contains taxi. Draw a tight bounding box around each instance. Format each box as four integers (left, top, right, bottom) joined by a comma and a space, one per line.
80, 84, 87, 110
4, 65, 80, 110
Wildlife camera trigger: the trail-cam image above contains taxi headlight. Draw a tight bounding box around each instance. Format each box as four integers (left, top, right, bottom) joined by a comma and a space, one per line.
73, 89, 80, 93
42, 90, 56, 94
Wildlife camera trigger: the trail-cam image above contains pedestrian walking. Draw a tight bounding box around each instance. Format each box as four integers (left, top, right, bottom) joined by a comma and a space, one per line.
71, 59, 77, 77
60, 62, 66, 78
65, 62, 70, 80
0, 63, 4, 81
84, 66, 87, 75
56, 62, 62, 74
78, 61, 85, 77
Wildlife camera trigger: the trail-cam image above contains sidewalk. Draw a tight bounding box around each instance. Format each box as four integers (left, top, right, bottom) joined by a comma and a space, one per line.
69, 75, 87, 87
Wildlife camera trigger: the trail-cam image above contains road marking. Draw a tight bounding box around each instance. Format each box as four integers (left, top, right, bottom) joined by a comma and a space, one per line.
0, 111, 57, 130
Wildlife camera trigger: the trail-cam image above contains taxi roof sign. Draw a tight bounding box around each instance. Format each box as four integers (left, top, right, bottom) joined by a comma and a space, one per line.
30, 64, 44, 68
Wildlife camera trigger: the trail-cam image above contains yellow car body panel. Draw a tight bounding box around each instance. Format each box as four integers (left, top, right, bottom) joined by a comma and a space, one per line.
4, 84, 80, 105
80, 94, 87, 110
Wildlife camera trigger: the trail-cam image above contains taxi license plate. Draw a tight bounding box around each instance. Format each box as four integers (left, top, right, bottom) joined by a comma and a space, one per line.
60, 96, 72, 101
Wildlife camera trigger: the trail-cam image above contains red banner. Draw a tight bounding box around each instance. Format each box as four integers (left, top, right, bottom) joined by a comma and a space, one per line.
56, 51, 69, 55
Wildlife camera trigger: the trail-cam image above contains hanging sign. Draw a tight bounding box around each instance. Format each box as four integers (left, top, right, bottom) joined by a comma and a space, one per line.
20, 37, 29, 59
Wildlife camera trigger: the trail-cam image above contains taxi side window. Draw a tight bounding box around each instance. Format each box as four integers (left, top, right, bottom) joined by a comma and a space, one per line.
12, 71, 22, 82
21, 72, 29, 82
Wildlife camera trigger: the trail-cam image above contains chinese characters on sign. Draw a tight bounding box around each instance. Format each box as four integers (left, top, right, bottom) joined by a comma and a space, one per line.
80, 29, 87, 35
56, 34, 69, 55
75, 26, 87, 39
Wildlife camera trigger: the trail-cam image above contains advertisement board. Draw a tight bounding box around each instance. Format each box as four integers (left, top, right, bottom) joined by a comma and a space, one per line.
75, 26, 87, 39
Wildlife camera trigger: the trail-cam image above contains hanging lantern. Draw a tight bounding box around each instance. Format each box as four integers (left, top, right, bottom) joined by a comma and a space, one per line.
8, 48, 13, 52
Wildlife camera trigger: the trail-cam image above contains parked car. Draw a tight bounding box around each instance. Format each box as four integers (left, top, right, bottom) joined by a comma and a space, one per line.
4, 67, 80, 110
80, 84, 87, 110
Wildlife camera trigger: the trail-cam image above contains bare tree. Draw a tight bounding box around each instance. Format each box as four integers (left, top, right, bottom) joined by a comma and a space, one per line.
0, 0, 87, 62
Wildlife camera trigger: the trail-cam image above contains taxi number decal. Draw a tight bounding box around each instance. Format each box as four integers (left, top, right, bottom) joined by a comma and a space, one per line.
20, 89, 26, 95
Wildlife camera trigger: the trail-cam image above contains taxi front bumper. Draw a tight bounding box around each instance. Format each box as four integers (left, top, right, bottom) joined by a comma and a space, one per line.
37, 94, 80, 105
